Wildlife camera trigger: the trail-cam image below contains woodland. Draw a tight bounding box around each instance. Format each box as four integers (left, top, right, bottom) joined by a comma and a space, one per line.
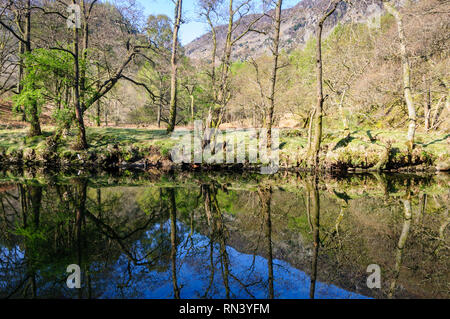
0, 0, 448, 171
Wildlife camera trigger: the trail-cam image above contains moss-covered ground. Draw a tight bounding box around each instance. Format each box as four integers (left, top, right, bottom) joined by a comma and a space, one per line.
0, 126, 448, 171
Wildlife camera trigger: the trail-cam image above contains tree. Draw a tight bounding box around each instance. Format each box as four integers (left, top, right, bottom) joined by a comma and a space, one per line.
141, 14, 173, 127
70, 0, 87, 149
198, 0, 221, 114
267, 0, 283, 146
309, 0, 343, 168
181, 70, 198, 124
0, 0, 41, 136
199, 0, 264, 139
323, 22, 374, 134
167, 0, 183, 133
146, 14, 173, 50
383, 0, 416, 154
38, 0, 155, 149
0, 26, 17, 96
14, 48, 74, 133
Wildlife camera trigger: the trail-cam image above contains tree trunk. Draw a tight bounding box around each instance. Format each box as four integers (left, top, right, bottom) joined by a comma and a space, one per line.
190, 94, 194, 124
308, 176, 320, 299
259, 187, 274, 299
72, 1, 88, 150
157, 78, 163, 128
80, 0, 89, 114
424, 87, 431, 131
388, 192, 412, 298
310, 1, 340, 168
205, 10, 217, 133
216, 0, 234, 129
431, 95, 445, 129
18, 41, 26, 121
385, 2, 416, 153
167, 0, 183, 133
168, 188, 180, 299
339, 88, 349, 133
267, 0, 283, 147
96, 65, 101, 127
25, 0, 41, 136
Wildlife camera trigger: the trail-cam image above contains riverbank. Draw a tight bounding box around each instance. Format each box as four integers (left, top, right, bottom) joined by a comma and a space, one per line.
0, 126, 448, 172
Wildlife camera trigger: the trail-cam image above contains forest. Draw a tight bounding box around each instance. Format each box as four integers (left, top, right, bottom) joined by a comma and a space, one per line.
0, 0, 448, 172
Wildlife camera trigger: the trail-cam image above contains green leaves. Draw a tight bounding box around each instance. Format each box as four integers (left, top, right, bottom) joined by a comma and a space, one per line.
13, 48, 78, 128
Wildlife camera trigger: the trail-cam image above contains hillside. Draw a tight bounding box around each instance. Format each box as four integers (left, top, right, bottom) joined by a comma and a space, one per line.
185, 0, 385, 61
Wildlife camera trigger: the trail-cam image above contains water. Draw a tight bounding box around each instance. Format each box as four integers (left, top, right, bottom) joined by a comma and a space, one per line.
0, 171, 448, 299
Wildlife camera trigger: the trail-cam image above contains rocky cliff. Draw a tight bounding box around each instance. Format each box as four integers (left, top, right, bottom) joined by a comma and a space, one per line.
185, 0, 385, 61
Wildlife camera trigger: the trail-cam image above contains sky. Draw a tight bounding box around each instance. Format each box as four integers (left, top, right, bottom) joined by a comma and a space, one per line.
138, 0, 300, 45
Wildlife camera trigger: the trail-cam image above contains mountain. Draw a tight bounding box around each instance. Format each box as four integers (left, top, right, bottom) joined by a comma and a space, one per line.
184, 0, 385, 61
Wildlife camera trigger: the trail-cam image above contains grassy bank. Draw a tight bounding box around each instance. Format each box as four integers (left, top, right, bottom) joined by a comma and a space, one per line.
0, 126, 448, 172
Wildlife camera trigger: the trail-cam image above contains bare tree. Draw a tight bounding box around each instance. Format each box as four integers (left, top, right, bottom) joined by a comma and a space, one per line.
200, 0, 265, 133
383, 0, 416, 154
309, 0, 344, 168
198, 0, 221, 110
0, 25, 17, 96
167, 0, 183, 133
267, 0, 283, 146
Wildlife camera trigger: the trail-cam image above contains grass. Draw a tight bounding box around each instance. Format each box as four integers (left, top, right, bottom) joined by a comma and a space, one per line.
0, 126, 181, 157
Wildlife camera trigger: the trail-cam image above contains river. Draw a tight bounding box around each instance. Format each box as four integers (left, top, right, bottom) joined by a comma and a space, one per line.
0, 170, 448, 299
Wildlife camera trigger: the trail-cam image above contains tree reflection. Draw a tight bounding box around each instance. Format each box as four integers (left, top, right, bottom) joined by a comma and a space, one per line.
305, 176, 320, 300
0, 172, 447, 299
388, 188, 412, 298
258, 186, 274, 299
201, 183, 231, 298
168, 188, 180, 299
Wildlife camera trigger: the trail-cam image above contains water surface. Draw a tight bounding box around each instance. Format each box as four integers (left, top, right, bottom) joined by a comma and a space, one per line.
0, 171, 448, 299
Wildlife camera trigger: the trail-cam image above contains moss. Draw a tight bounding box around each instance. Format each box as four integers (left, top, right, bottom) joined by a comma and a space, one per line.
0, 127, 448, 171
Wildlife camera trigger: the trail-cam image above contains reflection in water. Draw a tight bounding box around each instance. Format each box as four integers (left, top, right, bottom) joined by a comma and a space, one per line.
168, 188, 180, 299
258, 186, 273, 299
0, 172, 448, 299
388, 191, 412, 298
306, 176, 320, 300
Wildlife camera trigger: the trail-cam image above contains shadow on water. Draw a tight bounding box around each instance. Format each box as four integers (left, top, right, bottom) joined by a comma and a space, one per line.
0, 170, 448, 299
